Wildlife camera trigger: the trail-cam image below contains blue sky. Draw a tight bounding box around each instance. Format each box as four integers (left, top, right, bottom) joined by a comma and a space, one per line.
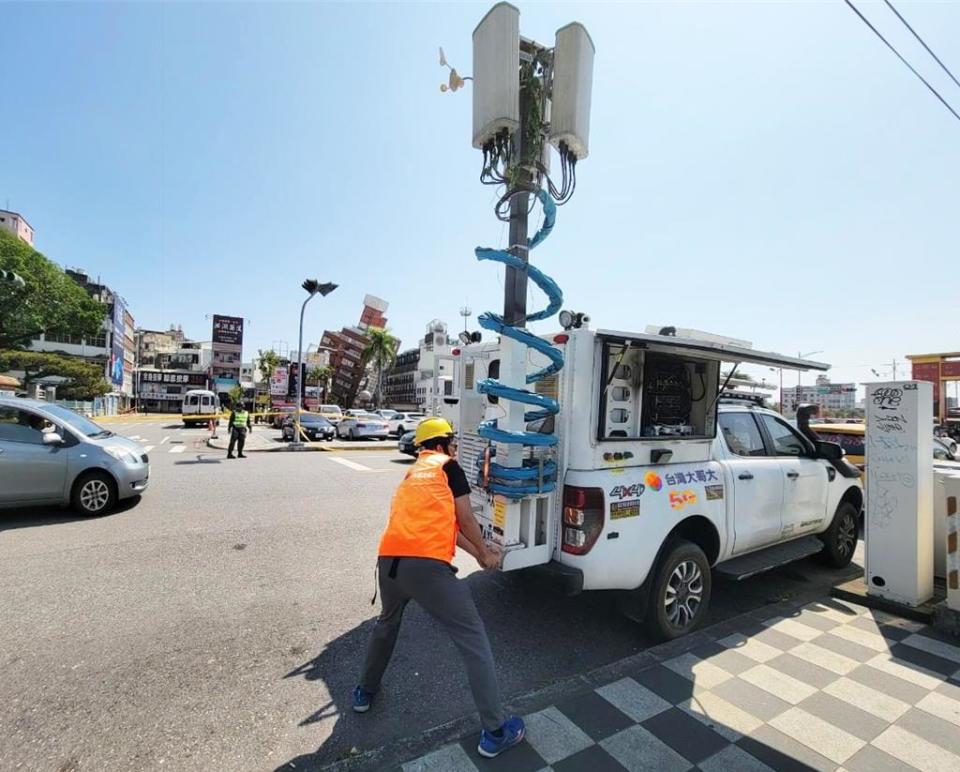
4, 1, 959, 399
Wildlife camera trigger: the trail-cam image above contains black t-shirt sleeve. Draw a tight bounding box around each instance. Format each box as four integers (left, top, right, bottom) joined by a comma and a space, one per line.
443, 459, 472, 498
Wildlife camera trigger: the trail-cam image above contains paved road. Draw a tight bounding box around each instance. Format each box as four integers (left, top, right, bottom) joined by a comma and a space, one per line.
0, 418, 863, 771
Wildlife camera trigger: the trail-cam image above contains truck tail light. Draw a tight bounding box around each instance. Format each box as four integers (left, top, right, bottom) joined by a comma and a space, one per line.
561, 485, 604, 555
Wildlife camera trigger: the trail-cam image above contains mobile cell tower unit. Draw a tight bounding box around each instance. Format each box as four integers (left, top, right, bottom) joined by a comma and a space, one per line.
447, 1, 595, 567
447, 4, 859, 641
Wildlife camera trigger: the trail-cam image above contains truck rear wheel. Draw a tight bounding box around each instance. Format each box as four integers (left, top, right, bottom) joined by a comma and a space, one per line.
645, 539, 712, 642
818, 501, 859, 568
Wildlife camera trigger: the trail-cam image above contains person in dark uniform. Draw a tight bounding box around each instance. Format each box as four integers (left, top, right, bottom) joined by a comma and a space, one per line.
352, 418, 524, 759
227, 401, 251, 459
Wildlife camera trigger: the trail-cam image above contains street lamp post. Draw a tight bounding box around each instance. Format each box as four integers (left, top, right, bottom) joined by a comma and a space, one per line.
769, 367, 784, 414
292, 279, 338, 448
796, 350, 824, 415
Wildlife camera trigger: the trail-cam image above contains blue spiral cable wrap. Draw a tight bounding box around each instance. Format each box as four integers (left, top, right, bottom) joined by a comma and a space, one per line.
474, 188, 564, 498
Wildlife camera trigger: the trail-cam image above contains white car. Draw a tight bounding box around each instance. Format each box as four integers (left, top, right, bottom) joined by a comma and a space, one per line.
388, 412, 425, 437
337, 412, 390, 440
376, 409, 399, 421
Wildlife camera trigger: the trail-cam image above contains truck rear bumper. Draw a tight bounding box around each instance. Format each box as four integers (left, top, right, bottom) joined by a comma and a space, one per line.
534, 560, 584, 596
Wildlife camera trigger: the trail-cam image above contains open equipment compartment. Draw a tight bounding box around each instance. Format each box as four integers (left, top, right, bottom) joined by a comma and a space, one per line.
597, 339, 720, 442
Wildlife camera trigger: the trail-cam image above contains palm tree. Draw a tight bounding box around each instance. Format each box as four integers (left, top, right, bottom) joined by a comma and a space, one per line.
257, 349, 280, 381
309, 365, 333, 403
362, 327, 399, 408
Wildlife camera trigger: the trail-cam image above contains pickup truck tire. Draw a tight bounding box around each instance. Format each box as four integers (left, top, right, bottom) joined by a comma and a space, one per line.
818, 501, 859, 568
645, 539, 712, 642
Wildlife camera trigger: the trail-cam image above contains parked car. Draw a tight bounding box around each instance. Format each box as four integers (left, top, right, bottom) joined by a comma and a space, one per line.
398, 430, 417, 456
337, 412, 390, 440
0, 398, 150, 516
270, 406, 298, 429
319, 404, 343, 425
377, 409, 399, 421
388, 412, 425, 437
810, 422, 960, 475
281, 414, 336, 442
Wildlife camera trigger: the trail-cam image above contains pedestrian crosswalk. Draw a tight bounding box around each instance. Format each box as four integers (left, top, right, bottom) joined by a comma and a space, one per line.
328, 456, 372, 472
169, 446, 185, 454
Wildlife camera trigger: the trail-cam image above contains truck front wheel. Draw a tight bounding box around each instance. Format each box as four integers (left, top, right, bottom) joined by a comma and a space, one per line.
645, 539, 712, 642
818, 501, 859, 568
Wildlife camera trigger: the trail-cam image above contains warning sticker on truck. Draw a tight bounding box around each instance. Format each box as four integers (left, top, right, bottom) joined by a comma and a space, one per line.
705, 484, 724, 500
610, 499, 640, 520
493, 497, 506, 529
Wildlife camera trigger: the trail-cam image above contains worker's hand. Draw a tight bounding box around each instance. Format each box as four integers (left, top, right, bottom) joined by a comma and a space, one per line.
479, 545, 502, 570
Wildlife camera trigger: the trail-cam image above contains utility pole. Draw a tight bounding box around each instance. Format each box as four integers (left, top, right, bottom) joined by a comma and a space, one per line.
504, 81, 532, 327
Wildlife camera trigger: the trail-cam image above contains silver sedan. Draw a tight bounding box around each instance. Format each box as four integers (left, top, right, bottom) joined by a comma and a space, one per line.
0, 398, 149, 516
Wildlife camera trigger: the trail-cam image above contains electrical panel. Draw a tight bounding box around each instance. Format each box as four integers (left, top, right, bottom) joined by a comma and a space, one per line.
472, 2, 520, 149
550, 22, 595, 159
641, 356, 695, 437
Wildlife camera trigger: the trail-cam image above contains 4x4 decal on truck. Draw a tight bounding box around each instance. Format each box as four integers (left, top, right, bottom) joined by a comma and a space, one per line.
610, 483, 645, 500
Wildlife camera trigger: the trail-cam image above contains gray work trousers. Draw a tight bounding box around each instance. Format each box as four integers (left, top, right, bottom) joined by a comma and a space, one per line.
359, 556, 505, 731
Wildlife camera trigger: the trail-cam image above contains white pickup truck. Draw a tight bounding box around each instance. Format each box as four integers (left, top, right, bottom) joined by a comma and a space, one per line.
455, 326, 863, 640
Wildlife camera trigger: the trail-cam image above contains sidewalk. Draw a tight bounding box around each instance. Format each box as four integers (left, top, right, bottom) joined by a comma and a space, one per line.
333, 597, 960, 772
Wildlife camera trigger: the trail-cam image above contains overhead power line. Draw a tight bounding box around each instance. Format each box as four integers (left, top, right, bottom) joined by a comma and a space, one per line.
843, 0, 960, 123
884, 0, 960, 92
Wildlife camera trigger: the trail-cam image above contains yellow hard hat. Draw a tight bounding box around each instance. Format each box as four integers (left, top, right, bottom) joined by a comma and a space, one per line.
414, 417, 455, 447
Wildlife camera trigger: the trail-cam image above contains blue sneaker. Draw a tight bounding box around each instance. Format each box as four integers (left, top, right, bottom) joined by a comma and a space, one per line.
352, 686, 373, 713
477, 715, 525, 758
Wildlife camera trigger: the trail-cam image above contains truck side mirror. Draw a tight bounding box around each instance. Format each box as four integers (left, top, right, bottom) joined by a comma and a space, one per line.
817, 441, 842, 462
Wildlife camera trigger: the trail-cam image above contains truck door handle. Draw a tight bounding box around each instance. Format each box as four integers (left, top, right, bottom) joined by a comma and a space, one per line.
786, 471, 799, 479
738, 472, 754, 480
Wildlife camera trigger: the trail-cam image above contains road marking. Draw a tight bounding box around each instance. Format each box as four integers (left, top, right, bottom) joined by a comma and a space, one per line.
169, 446, 185, 454
328, 456, 372, 472
143, 445, 154, 453
128, 435, 141, 440
160, 436, 170, 445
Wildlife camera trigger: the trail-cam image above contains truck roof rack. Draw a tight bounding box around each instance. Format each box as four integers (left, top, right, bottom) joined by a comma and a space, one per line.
718, 392, 767, 407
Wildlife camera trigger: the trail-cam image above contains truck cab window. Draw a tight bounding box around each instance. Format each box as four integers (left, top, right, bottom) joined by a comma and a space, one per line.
757, 414, 809, 457
718, 413, 766, 457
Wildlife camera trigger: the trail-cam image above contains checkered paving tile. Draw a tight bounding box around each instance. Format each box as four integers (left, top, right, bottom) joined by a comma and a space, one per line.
395, 600, 960, 772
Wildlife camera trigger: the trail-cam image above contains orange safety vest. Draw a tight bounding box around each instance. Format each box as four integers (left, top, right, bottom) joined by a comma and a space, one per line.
378, 449, 457, 563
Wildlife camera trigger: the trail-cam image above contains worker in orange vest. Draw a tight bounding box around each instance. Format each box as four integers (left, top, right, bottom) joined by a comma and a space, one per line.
353, 417, 525, 759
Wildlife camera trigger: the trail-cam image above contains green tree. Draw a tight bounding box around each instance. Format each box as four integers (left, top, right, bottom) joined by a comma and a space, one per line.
0, 230, 106, 348
257, 349, 280, 381
308, 365, 333, 402
0, 349, 109, 400
361, 327, 399, 408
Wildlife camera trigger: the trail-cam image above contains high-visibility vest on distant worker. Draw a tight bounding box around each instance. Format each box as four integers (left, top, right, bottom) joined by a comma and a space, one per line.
378, 449, 457, 563
232, 410, 249, 428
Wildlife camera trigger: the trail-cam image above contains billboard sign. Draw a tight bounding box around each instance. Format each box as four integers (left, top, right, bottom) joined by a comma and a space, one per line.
270, 366, 289, 396
212, 315, 243, 346
108, 298, 125, 386
139, 371, 207, 386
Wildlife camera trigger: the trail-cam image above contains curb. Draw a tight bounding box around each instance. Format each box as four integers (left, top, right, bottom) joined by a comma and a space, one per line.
317, 578, 864, 771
